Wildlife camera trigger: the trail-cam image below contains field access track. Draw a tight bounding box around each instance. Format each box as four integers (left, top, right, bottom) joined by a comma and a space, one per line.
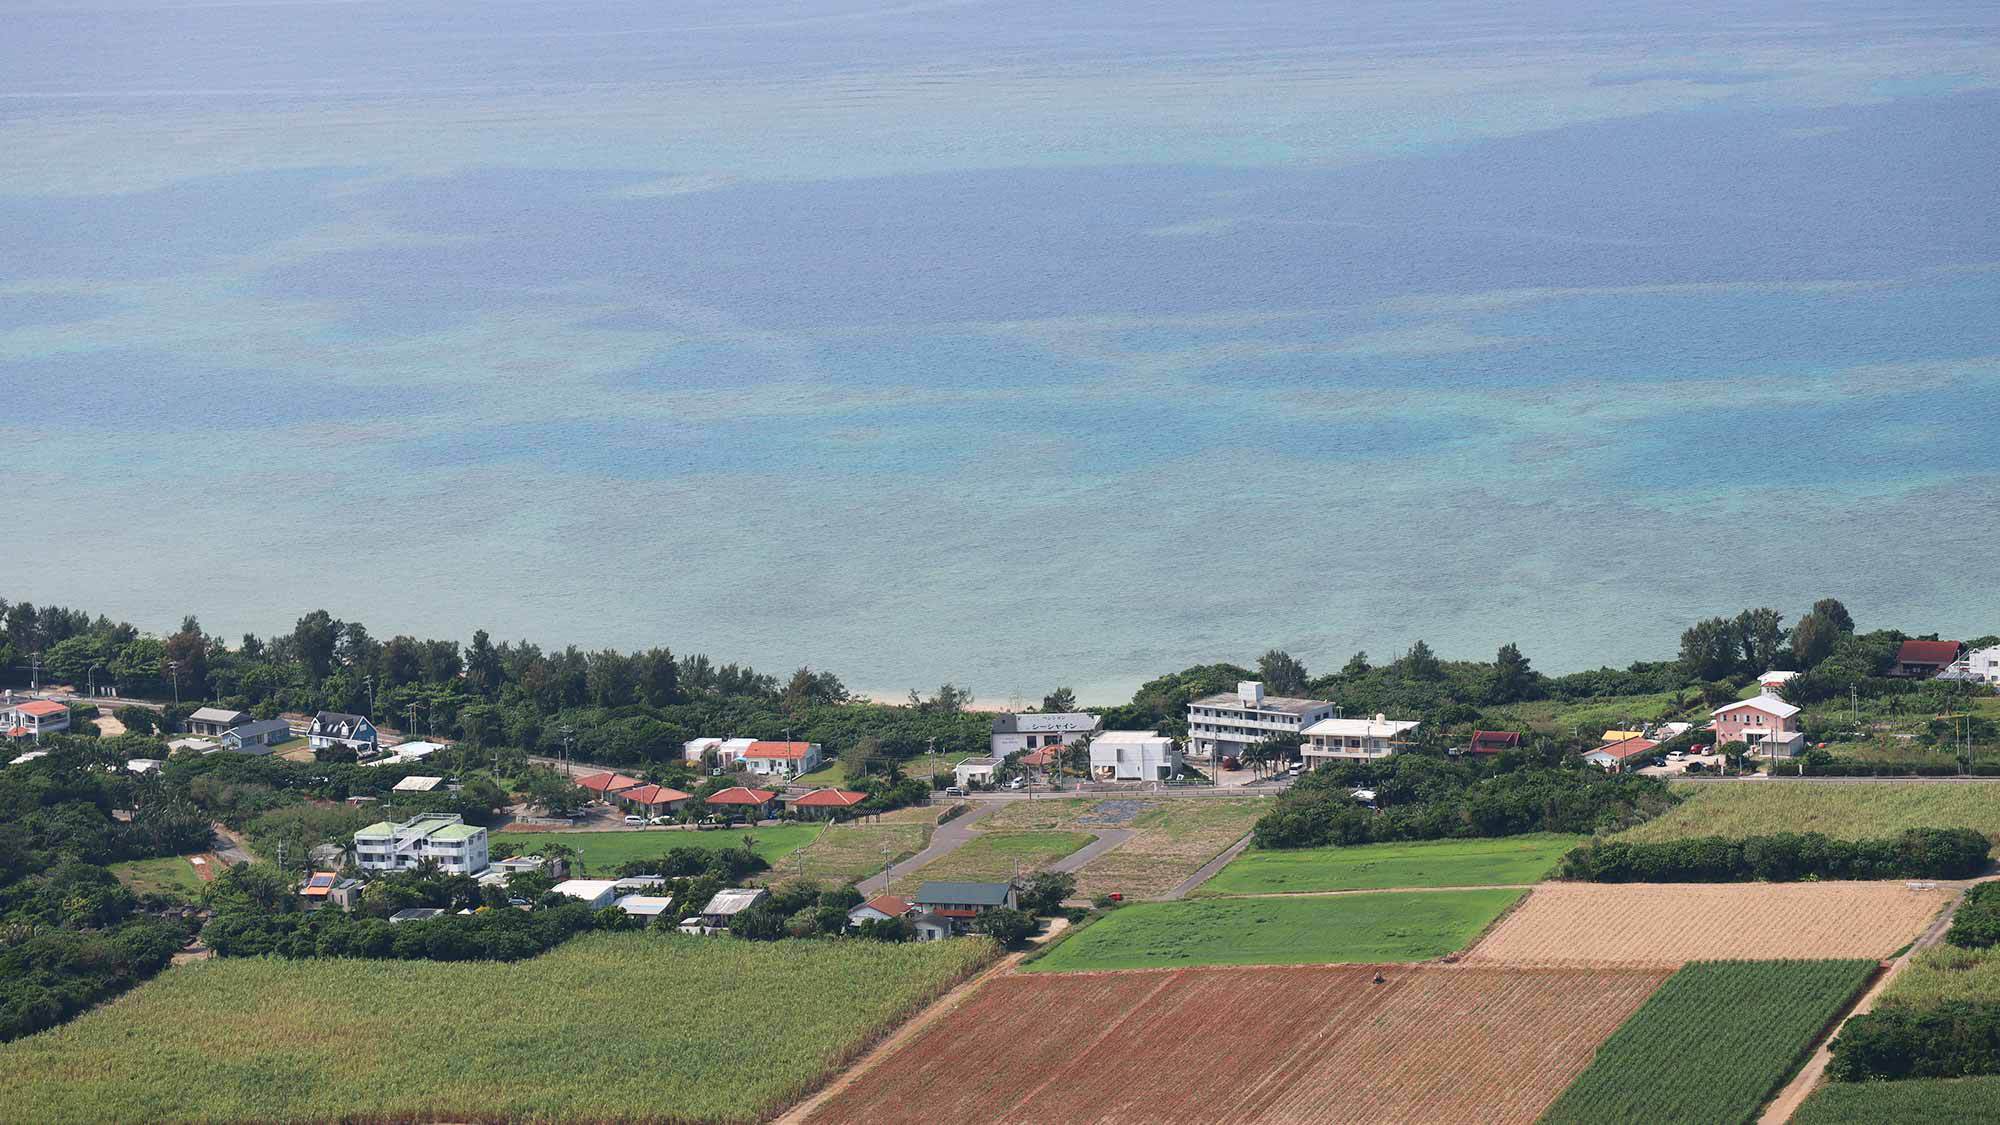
1463, 882, 1952, 968
801, 963, 1668, 1125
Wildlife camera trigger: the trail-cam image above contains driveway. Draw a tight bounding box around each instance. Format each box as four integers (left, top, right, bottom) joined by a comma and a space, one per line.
856, 803, 1002, 895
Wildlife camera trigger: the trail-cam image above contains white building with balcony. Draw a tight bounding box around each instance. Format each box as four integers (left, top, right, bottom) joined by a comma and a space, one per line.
1302, 714, 1421, 765
1185, 682, 1335, 762
991, 712, 1101, 757
353, 813, 489, 875
1088, 731, 1182, 781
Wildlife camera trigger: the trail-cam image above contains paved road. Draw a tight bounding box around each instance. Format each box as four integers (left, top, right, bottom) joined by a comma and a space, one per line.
1047, 829, 1133, 874
1165, 832, 1256, 899
856, 803, 1004, 895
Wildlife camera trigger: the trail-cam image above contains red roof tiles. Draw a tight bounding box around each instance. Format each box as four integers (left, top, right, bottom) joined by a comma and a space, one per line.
621, 784, 691, 806
16, 701, 66, 718
859, 895, 912, 917
791, 788, 867, 808
703, 786, 778, 806
1592, 736, 1659, 761
1467, 730, 1521, 754
576, 772, 644, 794
1897, 640, 1963, 666
745, 741, 815, 759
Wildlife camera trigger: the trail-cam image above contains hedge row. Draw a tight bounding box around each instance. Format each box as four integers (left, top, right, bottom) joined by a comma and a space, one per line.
1800, 760, 2000, 778
1948, 884, 2000, 949
204, 902, 600, 962
1829, 1001, 2000, 1081
1557, 828, 1991, 883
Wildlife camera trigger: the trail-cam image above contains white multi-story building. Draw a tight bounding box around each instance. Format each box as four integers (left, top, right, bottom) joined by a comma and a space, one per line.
1185, 682, 1335, 762
353, 813, 489, 875
1302, 714, 1421, 765
1088, 731, 1182, 781
683, 737, 757, 768
1953, 644, 2000, 683
991, 712, 1101, 757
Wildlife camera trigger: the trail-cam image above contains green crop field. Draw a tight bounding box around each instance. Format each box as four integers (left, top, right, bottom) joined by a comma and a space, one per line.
888, 830, 1093, 894
1877, 945, 2000, 1012
760, 815, 933, 885
1025, 889, 1523, 973
1483, 691, 1689, 738
107, 856, 207, 898
1199, 834, 1583, 895
1539, 959, 1875, 1125
0, 932, 994, 1123
1610, 783, 2000, 844
492, 824, 821, 873
1793, 1074, 2000, 1124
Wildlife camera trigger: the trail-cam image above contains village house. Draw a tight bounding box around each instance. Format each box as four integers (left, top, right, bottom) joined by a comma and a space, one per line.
1890, 639, 1963, 679
738, 740, 824, 778
913, 881, 1017, 935
549, 879, 623, 909
1463, 730, 1522, 756
1186, 682, 1335, 763
299, 872, 363, 912
1710, 695, 1804, 756
617, 783, 692, 818
1088, 731, 1182, 781
1582, 736, 1659, 772
702, 786, 779, 822
575, 771, 643, 800
309, 711, 379, 756
953, 756, 1001, 789
615, 894, 675, 920
219, 717, 292, 754
2, 700, 70, 741
184, 707, 250, 737
1757, 670, 1800, 694
392, 775, 445, 793
846, 894, 914, 928
681, 887, 769, 934
990, 712, 1101, 757
785, 788, 869, 819
1302, 714, 1420, 766
352, 813, 489, 875
1958, 644, 2000, 683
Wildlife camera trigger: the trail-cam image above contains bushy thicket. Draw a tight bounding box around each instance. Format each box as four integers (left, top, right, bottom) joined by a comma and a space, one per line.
1948, 883, 2000, 949
1798, 753, 2000, 778
1252, 753, 1676, 850
1830, 1002, 2000, 1081
1557, 828, 1991, 883
204, 902, 600, 961
0, 921, 186, 1042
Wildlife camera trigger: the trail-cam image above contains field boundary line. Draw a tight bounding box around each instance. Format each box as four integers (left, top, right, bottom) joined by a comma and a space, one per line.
1230, 882, 1539, 899
771, 944, 1023, 1125
1756, 877, 1993, 1124
1165, 830, 1254, 899
1446, 885, 1538, 963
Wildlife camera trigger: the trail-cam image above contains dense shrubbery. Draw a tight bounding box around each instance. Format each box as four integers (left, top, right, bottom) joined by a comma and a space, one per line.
1948, 884, 2000, 949
1829, 1002, 2000, 1081
1557, 828, 1991, 883
1796, 751, 2000, 778
205, 902, 600, 961
1253, 754, 1676, 850
0, 921, 187, 1042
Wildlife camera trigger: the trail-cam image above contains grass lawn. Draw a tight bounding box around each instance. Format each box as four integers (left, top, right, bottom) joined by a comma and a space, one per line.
1541, 960, 1876, 1125
1198, 834, 1584, 896
1877, 945, 2000, 1012
983, 797, 1268, 899
791, 760, 849, 788
1610, 782, 2000, 844
889, 830, 1093, 894
493, 825, 821, 873
1483, 691, 1689, 739
1026, 889, 1524, 972
107, 856, 206, 898
0, 932, 995, 1124
759, 814, 933, 886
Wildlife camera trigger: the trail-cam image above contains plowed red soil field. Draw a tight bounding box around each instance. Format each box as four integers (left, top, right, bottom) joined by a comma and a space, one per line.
800, 963, 1669, 1124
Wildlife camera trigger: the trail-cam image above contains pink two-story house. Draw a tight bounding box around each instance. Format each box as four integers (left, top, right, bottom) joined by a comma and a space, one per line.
1710, 695, 1803, 756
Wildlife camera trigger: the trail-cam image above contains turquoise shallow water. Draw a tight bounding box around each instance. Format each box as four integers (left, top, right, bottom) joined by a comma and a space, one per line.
1, 0, 1996, 701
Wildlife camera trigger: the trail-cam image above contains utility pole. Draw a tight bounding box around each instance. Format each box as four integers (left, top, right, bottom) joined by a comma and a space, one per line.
926, 737, 937, 802
29, 652, 41, 692
168, 660, 181, 706
560, 724, 576, 778
364, 676, 375, 720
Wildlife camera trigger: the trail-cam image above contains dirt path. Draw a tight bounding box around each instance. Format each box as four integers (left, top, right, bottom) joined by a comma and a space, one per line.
1757, 877, 1991, 1124
1047, 828, 1132, 874
856, 803, 1003, 895
1164, 831, 1254, 899
772, 927, 1061, 1125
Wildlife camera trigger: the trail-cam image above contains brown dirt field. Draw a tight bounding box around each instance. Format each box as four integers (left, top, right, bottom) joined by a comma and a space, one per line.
1462, 882, 1953, 968
981, 797, 1267, 899
800, 963, 1668, 1125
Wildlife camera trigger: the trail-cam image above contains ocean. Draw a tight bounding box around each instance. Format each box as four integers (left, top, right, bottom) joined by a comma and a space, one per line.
2, 0, 1996, 702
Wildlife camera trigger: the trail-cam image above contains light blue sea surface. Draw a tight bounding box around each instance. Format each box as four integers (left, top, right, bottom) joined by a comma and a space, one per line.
2, 0, 1996, 701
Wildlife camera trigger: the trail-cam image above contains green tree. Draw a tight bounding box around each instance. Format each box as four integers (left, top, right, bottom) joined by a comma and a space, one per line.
1791, 610, 1840, 669
1396, 640, 1442, 680
1257, 650, 1309, 696
1340, 651, 1371, 677
841, 736, 884, 783
970, 907, 1037, 946
1811, 597, 1855, 634
1680, 617, 1739, 680
1489, 642, 1536, 704
1017, 871, 1076, 915
292, 610, 340, 683
1733, 608, 1786, 671
464, 629, 502, 697
1040, 687, 1078, 713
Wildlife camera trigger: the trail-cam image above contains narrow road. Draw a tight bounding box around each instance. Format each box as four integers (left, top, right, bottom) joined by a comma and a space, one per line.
1048, 829, 1132, 874
856, 803, 1003, 895
1166, 832, 1255, 899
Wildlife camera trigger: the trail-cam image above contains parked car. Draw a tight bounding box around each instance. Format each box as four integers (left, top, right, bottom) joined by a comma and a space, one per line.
1221, 756, 1242, 771
1005, 777, 1025, 790
1668, 750, 1687, 760
648, 815, 674, 825
623, 815, 645, 825
945, 785, 967, 797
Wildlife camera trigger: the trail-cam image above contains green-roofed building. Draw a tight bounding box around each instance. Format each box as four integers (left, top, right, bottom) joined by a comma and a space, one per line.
354, 813, 490, 875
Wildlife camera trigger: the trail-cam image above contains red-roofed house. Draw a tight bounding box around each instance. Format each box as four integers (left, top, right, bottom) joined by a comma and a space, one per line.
1464, 730, 1522, 756
847, 894, 914, 928
786, 788, 869, 819
702, 786, 779, 821
1582, 737, 1658, 772
3, 700, 70, 740
576, 772, 644, 797
617, 784, 691, 816
739, 741, 824, 777
1018, 744, 1063, 769
1892, 640, 1963, 678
